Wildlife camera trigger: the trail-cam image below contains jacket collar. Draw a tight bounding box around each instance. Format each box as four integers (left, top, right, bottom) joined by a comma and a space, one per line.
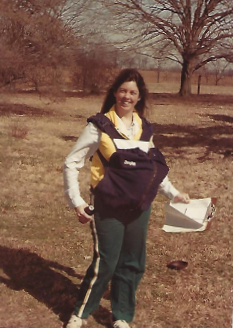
105, 106, 142, 140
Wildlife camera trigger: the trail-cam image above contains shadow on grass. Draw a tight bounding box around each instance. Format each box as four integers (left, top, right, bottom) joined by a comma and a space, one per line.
0, 103, 52, 116
0, 246, 80, 322
0, 245, 111, 326
150, 92, 233, 104
61, 135, 78, 142
152, 114, 233, 160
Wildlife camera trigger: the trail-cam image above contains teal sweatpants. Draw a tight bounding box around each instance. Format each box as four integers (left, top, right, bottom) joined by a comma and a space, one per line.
74, 205, 151, 322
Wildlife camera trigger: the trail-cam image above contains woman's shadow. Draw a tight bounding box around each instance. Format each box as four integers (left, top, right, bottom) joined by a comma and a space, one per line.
0, 245, 111, 326
0, 245, 87, 324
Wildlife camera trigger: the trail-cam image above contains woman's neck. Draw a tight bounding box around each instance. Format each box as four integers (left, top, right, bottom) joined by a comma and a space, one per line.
121, 116, 133, 128
117, 112, 133, 128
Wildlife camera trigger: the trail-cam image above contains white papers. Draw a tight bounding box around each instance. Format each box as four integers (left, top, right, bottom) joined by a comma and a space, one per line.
113, 139, 150, 153
162, 198, 215, 233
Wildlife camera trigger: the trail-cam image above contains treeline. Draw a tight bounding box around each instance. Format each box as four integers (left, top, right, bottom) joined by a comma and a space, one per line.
0, 0, 124, 94
1, 0, 233, 95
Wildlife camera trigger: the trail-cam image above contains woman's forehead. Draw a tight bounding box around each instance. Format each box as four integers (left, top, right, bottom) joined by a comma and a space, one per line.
118, 80, 139, 90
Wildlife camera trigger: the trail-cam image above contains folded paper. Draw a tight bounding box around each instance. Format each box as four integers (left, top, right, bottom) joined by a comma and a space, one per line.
162, 197, 217, 233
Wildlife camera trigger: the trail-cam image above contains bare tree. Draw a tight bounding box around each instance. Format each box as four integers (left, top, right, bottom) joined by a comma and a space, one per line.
72, 39, 122, 94
0, 0, 91, 92
97, 0, 233, 96
209, 60, 230, 85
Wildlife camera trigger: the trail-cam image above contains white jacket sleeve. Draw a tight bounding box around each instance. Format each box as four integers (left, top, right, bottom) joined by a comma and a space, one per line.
63, 123, 100, 208
158, 176, 180, 200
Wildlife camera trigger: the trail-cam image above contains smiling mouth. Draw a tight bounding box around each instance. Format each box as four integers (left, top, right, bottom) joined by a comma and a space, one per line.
121, 101, 131, 106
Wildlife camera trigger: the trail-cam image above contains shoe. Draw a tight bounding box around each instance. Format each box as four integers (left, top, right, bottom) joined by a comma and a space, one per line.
66, 314, 82, 328
113, 320, 130, 328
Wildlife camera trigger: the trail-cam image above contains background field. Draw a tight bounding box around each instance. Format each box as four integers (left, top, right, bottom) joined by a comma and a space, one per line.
0, 74, 232, 328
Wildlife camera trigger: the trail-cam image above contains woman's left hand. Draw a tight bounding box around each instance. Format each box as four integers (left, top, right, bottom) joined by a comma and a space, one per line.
173, 193, 190, 203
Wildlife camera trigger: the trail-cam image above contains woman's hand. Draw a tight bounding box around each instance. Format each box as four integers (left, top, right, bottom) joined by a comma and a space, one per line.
74, 204, 94, 224
173, 193, 190, 203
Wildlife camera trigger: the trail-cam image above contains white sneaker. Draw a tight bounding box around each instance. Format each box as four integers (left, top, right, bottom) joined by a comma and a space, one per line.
113, 320, 130, 328
66, 314, 82, 328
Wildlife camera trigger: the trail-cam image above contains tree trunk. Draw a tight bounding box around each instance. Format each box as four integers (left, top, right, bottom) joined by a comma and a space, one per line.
197, 75, 202, 94
179, 59, 193, 96
157, 68, 160, 83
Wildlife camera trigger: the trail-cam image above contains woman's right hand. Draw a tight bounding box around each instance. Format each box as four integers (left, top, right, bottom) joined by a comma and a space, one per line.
74, 204, 93, 224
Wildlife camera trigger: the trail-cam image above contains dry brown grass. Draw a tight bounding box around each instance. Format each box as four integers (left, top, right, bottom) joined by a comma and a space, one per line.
0, 80, 232, 328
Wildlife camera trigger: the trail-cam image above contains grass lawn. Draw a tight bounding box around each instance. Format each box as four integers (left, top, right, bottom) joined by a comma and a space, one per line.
0, 83, 232, 328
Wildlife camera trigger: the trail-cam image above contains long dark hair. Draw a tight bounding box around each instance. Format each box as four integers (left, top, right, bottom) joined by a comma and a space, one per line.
101, 68, 148, 117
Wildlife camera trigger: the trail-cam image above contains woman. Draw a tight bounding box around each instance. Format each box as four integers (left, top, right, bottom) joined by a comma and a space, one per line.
63, 68, 189, 328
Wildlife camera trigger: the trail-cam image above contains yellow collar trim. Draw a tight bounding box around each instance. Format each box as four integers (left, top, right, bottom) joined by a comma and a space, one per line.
105, 106, 142, 140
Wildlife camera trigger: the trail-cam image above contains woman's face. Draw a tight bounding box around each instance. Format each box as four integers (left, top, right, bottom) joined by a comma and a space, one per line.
114, 80, 140, 116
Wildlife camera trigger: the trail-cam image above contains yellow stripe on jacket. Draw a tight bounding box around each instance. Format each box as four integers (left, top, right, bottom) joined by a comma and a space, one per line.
90, 107, 143, 188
